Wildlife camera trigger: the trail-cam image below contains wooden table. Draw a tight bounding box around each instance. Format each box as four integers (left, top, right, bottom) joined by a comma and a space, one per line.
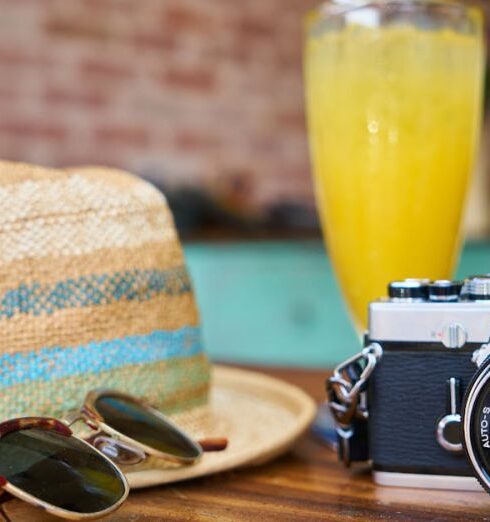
4, 368, 490, 521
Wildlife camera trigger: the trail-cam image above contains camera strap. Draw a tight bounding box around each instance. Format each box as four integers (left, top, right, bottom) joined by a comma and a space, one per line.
326, 343, 383, 466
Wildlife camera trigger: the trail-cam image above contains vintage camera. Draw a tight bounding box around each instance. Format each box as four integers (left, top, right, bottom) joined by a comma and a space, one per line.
328, 275, 490, 493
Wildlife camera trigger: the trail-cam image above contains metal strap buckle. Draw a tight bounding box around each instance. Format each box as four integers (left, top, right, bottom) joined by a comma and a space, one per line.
326, 343, 383, 466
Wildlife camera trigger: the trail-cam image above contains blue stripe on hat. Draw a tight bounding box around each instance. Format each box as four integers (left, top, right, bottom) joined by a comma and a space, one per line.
0, 326, 202, 388
0, 267, 191, 318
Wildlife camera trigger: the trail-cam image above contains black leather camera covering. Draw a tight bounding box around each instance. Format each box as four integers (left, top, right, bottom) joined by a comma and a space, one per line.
368, 343, 477, 475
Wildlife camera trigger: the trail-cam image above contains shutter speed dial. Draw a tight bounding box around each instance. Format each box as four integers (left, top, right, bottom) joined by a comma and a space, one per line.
428, 280, 463, 302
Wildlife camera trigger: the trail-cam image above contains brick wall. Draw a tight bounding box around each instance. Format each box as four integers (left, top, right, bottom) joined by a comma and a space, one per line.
0, 0, 317, 217
0, 0, 487, 234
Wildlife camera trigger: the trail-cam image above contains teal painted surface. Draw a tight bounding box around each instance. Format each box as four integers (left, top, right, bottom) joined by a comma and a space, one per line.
184, 241, 490, 368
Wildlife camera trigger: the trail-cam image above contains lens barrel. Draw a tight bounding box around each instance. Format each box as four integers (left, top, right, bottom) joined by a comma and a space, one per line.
462, 359, 490, 494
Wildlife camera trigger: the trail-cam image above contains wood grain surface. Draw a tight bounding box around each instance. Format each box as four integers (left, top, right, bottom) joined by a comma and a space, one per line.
3, 367, 490, 521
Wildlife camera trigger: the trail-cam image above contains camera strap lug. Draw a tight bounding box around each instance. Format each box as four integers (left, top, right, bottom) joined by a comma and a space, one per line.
326, 343, 383, 467
472, 343, 490, 368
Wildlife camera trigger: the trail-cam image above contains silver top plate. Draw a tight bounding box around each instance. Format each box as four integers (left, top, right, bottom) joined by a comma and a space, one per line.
369, 300, 490, 343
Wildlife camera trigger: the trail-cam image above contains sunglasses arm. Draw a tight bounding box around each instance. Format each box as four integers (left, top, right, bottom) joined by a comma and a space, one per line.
198, 438, 228, 452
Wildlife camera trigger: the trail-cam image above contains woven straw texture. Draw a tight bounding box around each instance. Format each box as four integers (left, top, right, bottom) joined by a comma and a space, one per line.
125, 365, 317, 488
0, 161, 210, 421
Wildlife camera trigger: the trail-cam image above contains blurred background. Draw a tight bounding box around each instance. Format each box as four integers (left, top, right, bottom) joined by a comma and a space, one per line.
0, 0, 489, 366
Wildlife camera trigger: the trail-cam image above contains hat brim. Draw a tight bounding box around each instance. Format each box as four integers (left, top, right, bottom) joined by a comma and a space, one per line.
124, 365, 317, 489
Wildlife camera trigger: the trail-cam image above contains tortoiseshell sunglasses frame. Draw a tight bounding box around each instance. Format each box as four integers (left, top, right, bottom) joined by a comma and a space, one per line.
0, 390, 227, 520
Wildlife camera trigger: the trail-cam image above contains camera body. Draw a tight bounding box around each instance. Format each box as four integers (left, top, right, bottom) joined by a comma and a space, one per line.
367, 279, 490, 490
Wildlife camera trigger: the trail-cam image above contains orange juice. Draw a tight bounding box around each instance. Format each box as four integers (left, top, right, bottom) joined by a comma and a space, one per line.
305, 21, 484, 328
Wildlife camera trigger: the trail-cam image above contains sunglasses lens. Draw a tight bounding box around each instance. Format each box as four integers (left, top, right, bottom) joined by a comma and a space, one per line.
0, 428, 126, 514
95, 395, 202, 460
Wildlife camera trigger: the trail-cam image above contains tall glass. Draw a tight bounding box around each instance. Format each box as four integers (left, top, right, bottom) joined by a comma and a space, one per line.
305, 0, 485, 330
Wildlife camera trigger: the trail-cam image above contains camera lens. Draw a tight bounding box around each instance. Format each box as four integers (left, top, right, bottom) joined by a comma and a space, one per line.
462, 361, 490, 493
388, 280, 429, 300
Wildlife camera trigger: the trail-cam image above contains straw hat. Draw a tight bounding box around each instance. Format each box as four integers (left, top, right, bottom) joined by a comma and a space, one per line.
0, 161, 316, 487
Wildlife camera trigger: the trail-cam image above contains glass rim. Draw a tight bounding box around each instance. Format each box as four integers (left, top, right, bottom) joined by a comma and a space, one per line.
0, 417, 129, 520
305, 0, 482, 30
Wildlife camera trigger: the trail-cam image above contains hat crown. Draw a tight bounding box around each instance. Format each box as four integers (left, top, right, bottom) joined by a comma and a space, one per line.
0, 162, 209, 420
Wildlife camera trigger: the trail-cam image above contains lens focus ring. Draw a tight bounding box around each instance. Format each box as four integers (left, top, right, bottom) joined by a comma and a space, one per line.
462, 359, 490, 495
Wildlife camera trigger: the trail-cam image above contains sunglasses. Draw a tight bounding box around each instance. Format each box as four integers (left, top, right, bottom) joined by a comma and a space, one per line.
0, 389, 227, 520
